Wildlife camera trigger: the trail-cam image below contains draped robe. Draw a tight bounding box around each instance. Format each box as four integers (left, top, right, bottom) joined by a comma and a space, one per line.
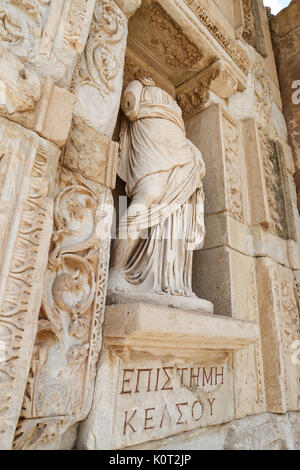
111, 79, 206, 297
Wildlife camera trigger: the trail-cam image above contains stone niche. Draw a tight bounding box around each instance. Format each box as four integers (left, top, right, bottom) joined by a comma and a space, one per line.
78, 0, 261, 451
78, 0, 300, 451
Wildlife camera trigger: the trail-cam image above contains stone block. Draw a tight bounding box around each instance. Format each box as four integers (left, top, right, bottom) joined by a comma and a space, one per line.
78, 302, 259, 449
203, 212, 249, 255
193, 246, 259, 321
186, 104, 246, 224
256, 257, 300, 414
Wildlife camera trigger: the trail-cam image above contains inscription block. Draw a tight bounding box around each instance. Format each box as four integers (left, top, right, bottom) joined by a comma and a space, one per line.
107, 356, 233, 449
78, 303, 259, 449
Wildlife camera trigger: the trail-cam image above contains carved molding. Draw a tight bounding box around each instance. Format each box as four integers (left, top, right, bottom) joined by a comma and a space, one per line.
257, 259, 300, 413
73, 0, 128, 137
177, 81, 209, 120
13, 167, 113, 450
242, 0, 267, 57
176, 60, 238, 120
0, 0, 96, 87
181, 0, 251, 76
0, 117, 60, 449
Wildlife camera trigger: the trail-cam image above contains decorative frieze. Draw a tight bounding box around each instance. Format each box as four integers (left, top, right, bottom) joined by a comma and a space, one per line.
0, 117, 60, 450
182, 0, 251, 76
242, 0, 267, 57
73, 0, 128, 137
13, 166, 114, 450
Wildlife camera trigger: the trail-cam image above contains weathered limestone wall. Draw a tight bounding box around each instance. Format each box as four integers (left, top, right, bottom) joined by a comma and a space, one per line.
271, 0, 300, 212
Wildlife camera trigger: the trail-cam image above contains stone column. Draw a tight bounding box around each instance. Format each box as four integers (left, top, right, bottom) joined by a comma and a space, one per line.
12, 0, 142, 450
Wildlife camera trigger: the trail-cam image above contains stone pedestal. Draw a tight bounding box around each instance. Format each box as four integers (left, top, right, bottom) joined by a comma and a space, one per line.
78, 302, 259, 449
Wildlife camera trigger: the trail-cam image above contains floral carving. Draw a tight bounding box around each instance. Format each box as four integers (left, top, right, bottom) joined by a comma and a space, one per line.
63, 0, 97, 53
14, 167, 113, 450
182, 0, 250, 75
177, 82, 209, 120
76, 0, 125, 97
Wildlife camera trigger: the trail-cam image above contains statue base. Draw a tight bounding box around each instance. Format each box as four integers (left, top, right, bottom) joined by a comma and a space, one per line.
78, 302, 260, 450
107, 268, 213, 313
107, 290, 214, 313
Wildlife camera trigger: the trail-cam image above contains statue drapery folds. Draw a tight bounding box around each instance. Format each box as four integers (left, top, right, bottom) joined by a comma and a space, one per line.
108, 77, 209, 310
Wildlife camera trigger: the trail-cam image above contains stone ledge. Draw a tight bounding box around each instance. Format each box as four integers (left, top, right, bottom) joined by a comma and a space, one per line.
103, 303, 259, 352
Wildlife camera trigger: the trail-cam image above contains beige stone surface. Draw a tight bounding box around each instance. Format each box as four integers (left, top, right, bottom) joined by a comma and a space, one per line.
78, 302, 259, 449
73, 0, 129, 139
242, 118, 270, 228
0, 117, 60, 450
271, 0, 300, 211
79, 349, 234, 449
256, 257, 300, 414
193, 246, 259, 321
103, 303, 259, 351
128, 412, 300, 450
203, 213, 249, 255
0, 46, 75, 147
11, 0, 142, 451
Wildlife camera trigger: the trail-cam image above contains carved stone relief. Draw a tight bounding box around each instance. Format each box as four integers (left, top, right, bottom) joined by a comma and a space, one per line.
0, 116, 60, 449
176, 60, 239, 120
127, 0, 205, 88
223, 115, 244, 223
0, 0, 96, 87
12, 0, 134, 450
73, 0, 128, 137
257, 259, 300, 413
0, 45, 75, 147
242, 0, 267, 57
259, 131, 293, 239
177, 81, 209, 120
13, 166, 115, 450
149, 1, 203, 71
182, 0, 251, 76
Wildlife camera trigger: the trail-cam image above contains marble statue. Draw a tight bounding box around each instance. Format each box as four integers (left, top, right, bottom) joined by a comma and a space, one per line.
108, 77, 210, 311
